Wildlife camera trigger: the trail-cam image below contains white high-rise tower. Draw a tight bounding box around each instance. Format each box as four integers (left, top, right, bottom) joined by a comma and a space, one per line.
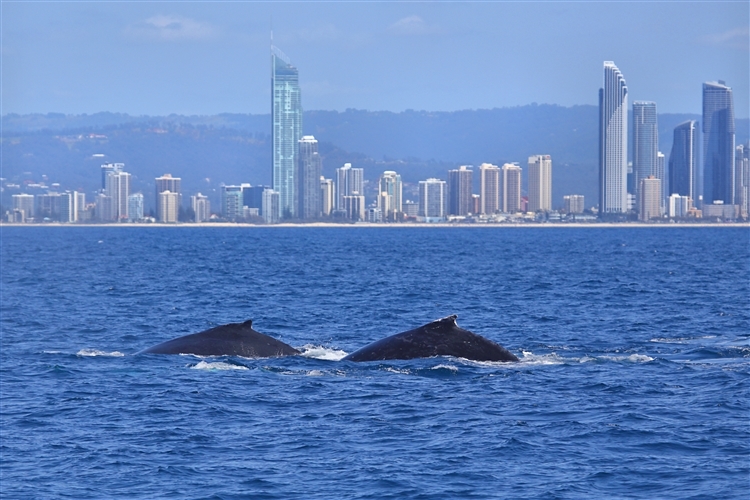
599, 61, 628, 215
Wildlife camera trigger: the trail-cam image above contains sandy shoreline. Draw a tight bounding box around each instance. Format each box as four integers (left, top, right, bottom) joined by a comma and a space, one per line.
2, 222, 748, 229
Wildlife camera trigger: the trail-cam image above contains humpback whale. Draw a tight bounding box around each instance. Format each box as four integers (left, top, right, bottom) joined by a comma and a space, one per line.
342, 315, 519, 362
138, 320, 300, 358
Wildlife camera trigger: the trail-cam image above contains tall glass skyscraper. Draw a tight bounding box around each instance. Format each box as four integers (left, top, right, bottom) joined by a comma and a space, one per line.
271, 45, 302, 218
668, 120, 699, 203
702, 81, 735, 205
297, 136, 322, 220
633, 101, 658, 200
598, 61, 628, 215
447, 166, 473, 216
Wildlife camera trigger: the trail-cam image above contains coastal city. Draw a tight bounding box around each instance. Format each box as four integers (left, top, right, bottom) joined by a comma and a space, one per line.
4, 53, 749, 225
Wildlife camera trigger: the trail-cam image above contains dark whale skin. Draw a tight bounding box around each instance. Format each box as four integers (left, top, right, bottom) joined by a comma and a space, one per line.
138, 320, 300, 358
342, 315, 519, 362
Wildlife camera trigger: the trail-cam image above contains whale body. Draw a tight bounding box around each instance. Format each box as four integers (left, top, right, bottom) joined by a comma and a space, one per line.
342, 315, 519, 362
138, 320, 300, 358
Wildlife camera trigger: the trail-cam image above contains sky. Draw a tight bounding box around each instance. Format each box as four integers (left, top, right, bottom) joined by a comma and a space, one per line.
2, 1, 749, 117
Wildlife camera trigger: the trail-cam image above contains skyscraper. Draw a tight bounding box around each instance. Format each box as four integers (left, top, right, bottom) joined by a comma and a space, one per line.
128, 193, 144, 222
378, 170, 403, 221
222, 185, 245, 221
633, 101, 659, 202
192, 193, 210, 223
262, 189, 280, 224
639, 176, 661, 221
564, 195, 585, 214
599, 61, 628, 215
60, 191, 80, 223
271, 45, 302, 218
527, 155, 552, 212
336, 163, 364, 210
737, 143, 750, 217
447, 166, 473, 216
703, 81, 735, 205
668, 120, 700, 204
155, 174, 181, 221
158, 190, 179, 223
105, 169, 130, 221
100, 163, 124, 190
297, 136, 321, 219
479, 163, 500, 215
500, 163, 522, 213
418, 178, 447, 220
13, 193, 34, 220
320, 177, 335, 216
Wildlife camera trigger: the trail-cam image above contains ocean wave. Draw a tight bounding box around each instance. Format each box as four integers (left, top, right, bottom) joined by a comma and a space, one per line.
190, 361, 248, 371
76, 349, 125, 357
431, 364, 459, 372
299, 345, 348, 361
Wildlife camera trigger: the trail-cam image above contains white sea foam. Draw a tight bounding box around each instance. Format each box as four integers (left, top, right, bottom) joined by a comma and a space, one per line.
384, 367, 411, 375
306, 370, 325, 376
42, 350, 64, 355
76, 349, 125, 357
604, 354, 654, 363
431, 364, 459, 372
517, 351, 566, 366
299, 345, 348, 361
191, 361, 248, 371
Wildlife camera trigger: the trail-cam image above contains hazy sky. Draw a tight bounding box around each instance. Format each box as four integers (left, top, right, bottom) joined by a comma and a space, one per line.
3, 1, 748, 117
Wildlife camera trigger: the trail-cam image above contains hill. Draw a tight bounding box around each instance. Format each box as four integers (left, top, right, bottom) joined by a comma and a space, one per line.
2, 106, 748, 212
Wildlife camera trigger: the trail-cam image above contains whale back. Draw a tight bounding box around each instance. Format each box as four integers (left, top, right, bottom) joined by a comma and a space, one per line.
342, 315, 518, 362
139, 320, 300, 358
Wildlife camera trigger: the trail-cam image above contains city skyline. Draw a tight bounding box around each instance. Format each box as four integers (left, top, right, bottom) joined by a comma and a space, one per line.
3, 3, 748, 118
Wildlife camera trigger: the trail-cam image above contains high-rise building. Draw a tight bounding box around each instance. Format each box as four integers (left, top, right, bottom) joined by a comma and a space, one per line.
527, 155, 552, 212
599, 61, 628, 214
479, 163, 500, 215
336, 163, 364, 210
501, 163, 522, 213
60, 191, 80, 223
633, 101, 659, 201
320, 177, 335, 216
564, 195, 585, 214
155, 174, 181, 221
262, 189, 280, 224
418, 178, 447, 220
668, 120, 700, 205
159, 190, 179, 223
447, 166, 473, 216
703, 81, 735, 205
128, 193, 144, 222
668, 194, 691, 218
100, 163, 124, 190
656, 152, 666, 210
271, 45, 302, 219
343, 195, 365, 221
297, 136, 321, 219
13, 193, 35, 220
192, 193, 211, 223
35, 192, 61, 220
242, 185, 267, 216
105, 170, 130, 221
95, 193, 112, 221
638, 176, 661, 221
378, 171, 403, 221
221, 185, 246, 221
736, 143, 750, 217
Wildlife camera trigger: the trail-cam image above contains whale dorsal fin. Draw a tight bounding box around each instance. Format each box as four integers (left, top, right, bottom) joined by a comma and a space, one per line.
242, 319, 253, 327
434, 314, 458, 326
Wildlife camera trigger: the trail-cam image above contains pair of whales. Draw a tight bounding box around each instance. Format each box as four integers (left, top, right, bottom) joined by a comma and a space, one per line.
139, 315, 519, 363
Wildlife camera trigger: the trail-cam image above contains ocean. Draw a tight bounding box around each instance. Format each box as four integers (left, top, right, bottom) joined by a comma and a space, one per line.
1, 226, 748, 499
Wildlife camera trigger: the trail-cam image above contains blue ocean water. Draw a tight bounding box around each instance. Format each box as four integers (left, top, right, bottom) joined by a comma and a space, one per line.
1, 226, 748, 499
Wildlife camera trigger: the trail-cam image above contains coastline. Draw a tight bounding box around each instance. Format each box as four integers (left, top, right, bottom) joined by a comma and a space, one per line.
2, 222, 748, 229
